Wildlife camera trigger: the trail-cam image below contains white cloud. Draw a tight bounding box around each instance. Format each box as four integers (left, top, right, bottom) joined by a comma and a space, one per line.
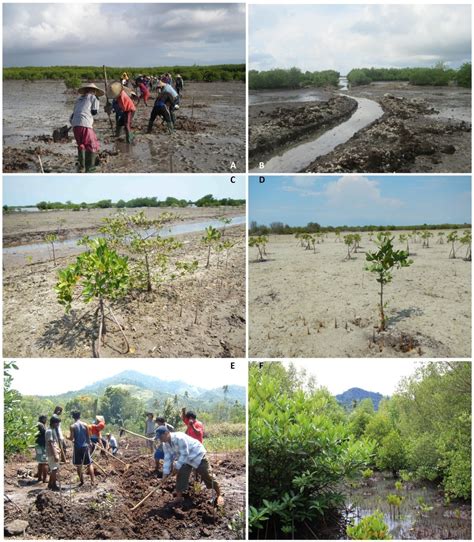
324, 176, 402, 209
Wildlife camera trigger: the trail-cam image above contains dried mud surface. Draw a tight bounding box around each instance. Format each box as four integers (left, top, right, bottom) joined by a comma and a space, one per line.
249, 233, 471, 358
249, 96, 357, 167
3, 80, 245, 173
4, 441, 245, 540
3, 208, 245, 358
306, 83, 471, 173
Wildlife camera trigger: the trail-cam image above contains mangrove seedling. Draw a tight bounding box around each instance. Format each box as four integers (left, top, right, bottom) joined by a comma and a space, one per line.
346, 511, 392, 540
202, 225, 222, 268
399, 234, 410, 255
217, 216, 233, 237
45, 232, 58, 266
460, 230, 471, 261
421, 231, 433, 248
365, 233, 413, 331
437, 232, 445, 244
55, 237, 130, 357
249, 236, 267, 262
387, 494, 403, 518
447, 231, 458, 259
344, 234, 355, 260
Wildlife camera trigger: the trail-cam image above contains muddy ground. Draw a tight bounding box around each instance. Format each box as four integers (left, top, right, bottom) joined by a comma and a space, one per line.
249, 95, 357, 167
249, 83, 471, 173
3, 208, 246, 358
249, 232, 471, 358
4, 440, 246, 540
3, 80, 245, 173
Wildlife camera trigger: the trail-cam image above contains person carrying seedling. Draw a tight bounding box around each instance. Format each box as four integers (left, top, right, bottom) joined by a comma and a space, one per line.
147, 80, 179, 134
156, 425, 224, 507
181, 408, 204, 443
45, 415, 62, 490
70, 83, 104, 173
145, 412, 155, 452
107, 81, 136, 143
153, 417, 175, 474
35, 415, 48, 483
68, 411, 95, 487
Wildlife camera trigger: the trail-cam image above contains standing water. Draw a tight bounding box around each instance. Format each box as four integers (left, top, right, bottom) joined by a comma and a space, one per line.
339, 76, 349, 91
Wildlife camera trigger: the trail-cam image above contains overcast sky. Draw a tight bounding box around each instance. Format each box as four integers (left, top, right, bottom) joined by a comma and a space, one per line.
282, 359, 424, 396
3, 175, 245, 206
3, 3, 245, 67
250, 4, 471, 74
9, 359, 247, 396
250, 175, 471, 227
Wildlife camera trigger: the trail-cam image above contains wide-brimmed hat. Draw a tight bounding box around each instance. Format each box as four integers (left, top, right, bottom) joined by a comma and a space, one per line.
78, 83, 105, 97
107, 81, 124, 99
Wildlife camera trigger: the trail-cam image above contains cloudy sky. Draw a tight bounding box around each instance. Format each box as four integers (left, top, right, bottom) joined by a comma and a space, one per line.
250, 4, 471, 74
3, 3, 245, 67
10, 359, 246, 396
3, 175, 245, 206
249, 175, 471, 227
282, 360, 427, 396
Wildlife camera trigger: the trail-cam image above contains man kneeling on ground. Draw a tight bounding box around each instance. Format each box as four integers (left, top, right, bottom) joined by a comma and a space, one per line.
156, 425, 224, 507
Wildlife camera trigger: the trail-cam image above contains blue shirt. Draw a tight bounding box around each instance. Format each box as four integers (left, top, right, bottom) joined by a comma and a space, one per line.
162, 432, 206, 475
72, 420, 90, 449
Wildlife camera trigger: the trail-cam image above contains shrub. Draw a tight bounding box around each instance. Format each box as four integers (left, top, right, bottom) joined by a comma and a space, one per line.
346, 511, 392, 540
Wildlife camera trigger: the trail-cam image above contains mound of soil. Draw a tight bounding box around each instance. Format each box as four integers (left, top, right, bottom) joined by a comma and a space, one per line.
305, 92, 471, 173
4, 440, 245, 540
249, 96, 357, 165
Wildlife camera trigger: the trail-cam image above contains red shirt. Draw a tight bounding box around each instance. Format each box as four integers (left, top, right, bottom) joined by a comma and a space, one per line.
89, 420, 105, 437
182, 416, 204, 443
117, 90, 136, 113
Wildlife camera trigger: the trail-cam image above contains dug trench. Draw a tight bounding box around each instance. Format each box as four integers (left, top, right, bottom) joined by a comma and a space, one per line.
4, 440, 246, 540
3, 80, 245, 173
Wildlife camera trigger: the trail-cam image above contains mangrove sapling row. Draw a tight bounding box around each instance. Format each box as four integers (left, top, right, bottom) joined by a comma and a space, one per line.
201, 225, 222, 268
365, 233, 413, 331
55, 237, 130, 357
249, 236, 268, 261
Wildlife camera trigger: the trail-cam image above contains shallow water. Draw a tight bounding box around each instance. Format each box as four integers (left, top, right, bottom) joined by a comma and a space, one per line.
251, 96, 383, 173
3, 215, 246, 260
249, 88, 328, 106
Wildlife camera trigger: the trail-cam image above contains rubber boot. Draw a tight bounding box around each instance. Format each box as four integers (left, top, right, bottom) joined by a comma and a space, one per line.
115, 125, 123, 138
166, 122, 174, 134
77, 148, 85, 173
126, 132, 135, 144
85, 151, 97, 173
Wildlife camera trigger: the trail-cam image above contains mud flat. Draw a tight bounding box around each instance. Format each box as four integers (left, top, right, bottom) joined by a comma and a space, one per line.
3, 80, 245, 173
306, 83, 471, 173
3, 208, 245, 358
4, 441, 245, 540
249, 233, 471, 358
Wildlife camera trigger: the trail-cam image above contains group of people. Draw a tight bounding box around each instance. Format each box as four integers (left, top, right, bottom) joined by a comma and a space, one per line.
70, 71, 184, 172
35, 407, 117, 491
145, 408, 223, 506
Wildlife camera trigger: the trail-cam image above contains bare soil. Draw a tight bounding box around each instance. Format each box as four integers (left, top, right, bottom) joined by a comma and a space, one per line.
3, 80, 245, 173
4, 441, 245, 540
306, 83, 471, 173
3, 208, 245, 358
249, 233, 471, 358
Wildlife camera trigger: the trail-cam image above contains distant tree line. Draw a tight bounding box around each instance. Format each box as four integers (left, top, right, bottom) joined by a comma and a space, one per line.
348, 63, 471, 88
3, 64, 246, 83
30, 194, 245, 211
249, 67, 340, 90
249, 220, 471, 235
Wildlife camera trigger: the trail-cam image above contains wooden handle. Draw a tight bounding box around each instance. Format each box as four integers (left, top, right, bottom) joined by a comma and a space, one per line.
130, 484, 162, 511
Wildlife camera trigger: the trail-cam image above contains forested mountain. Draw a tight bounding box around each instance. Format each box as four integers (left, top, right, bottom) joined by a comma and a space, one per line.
336, 387, 385, 410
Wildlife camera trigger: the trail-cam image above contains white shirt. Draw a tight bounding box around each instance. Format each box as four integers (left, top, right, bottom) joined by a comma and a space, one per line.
162, 431, 206, 475
71, 93, 100, 128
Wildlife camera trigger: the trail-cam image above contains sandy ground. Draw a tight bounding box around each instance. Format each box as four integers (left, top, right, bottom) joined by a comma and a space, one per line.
3, 208, 245, 358
249, 233, 471, 358
4, 442, 245, 540
3, 80, 245, 173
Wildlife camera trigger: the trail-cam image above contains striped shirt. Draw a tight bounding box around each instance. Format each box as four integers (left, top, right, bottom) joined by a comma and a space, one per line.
162, 431, 206, 475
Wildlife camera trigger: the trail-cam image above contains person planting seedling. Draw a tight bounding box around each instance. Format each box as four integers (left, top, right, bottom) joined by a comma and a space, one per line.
55, 237, 130, 357
365, 233, 413, 331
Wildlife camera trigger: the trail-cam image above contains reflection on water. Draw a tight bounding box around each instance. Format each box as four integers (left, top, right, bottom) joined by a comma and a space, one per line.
249, 88, 328, 106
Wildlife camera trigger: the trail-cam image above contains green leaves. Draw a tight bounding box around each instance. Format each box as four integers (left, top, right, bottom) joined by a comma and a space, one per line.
346, 511, 392, 540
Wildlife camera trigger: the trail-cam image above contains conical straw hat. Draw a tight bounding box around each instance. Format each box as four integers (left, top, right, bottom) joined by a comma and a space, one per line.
107, 81, 124, 99
78, 83, 105, 97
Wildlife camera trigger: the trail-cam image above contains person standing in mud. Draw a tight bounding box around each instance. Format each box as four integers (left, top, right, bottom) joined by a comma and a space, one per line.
147, 81, 179, 134
70, 83, 104, 173
153, 417, 175, 473
35, 415, 48, 483
108, 82, 136, 144
45, 416, 62, 490
181, 408, 204, 443
89, 415, 107, 453
145, 412, 155, 452
68, 411, 95, 487
175, 74, 184, 95
156, 426, 224, 506
53, 406, 67, 462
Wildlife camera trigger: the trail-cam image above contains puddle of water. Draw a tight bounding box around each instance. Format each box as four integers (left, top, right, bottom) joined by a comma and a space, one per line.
3, 215, 246, 256
339, 76, 348, 91
249, 88, 328, 106
251, 96, 383, 173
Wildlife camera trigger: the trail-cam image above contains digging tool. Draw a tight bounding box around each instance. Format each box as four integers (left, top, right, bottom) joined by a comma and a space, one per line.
130, 481, 163, 511
4, 494, 22, 513
98, 446, 130, 470
103, 65, 114, 130
56, 468, 65, 516
119, 427, 154, 441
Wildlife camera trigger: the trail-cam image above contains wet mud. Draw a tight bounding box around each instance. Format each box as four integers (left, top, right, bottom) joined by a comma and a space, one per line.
3, 80, 245, 173
4, 441, 246, 539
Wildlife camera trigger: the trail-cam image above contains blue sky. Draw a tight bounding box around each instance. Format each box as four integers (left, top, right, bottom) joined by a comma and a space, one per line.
3, 175, 245, 206
250, 5, 471, 73
249, 176, 471, 227
4, 3, 245, 67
